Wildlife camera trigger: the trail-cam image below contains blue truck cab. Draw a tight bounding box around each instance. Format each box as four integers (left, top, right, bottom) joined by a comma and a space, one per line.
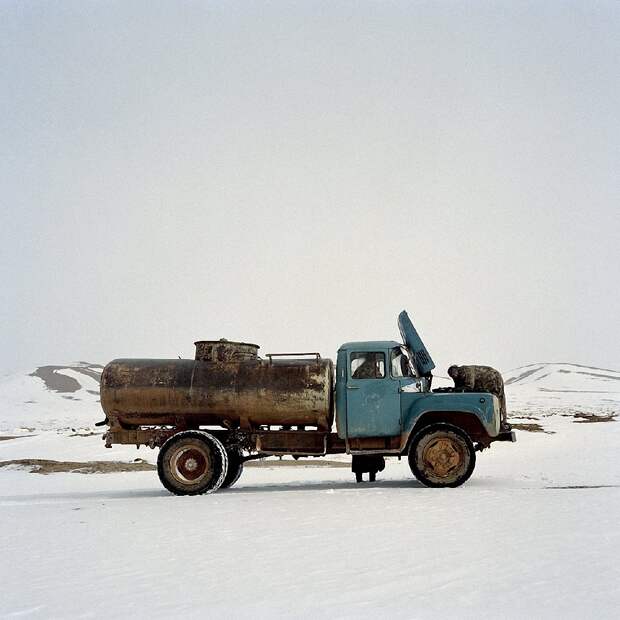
333, 311, 515, 486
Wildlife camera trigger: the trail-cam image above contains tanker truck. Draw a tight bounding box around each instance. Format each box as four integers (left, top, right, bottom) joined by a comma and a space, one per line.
99, 311, 515, 495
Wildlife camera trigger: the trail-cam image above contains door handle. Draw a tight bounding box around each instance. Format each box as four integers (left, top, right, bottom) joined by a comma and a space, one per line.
347, 385, 360, 390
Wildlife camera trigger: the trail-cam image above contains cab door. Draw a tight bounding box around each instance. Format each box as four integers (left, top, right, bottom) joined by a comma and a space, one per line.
346, 350, 401, 437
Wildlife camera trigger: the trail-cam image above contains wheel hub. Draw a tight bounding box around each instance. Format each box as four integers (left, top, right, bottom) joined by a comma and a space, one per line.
185, 458, 198, 472
172, 447, 209, 483
423, 437, 463, 478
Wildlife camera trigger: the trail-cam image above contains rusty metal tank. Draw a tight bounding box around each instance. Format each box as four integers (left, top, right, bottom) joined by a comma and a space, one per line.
100, 340, 334, 431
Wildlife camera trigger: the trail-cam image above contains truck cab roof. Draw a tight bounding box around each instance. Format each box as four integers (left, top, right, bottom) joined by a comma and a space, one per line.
338, 340, 402, 352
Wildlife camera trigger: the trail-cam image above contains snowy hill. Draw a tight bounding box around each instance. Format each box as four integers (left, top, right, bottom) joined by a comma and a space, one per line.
0, 363, 103, 433
503, 363, 620, 427
505, 362, 620, 392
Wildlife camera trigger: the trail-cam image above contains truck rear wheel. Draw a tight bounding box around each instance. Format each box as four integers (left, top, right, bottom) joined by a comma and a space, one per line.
220, 448, 244, 489
408, 423, 475, 488
157, 431, 228, 495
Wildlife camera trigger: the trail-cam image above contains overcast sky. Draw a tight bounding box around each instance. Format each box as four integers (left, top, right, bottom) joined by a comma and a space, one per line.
1, 1, 619, 375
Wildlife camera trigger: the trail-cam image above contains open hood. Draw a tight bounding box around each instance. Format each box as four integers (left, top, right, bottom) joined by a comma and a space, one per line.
398, 310, 435, 376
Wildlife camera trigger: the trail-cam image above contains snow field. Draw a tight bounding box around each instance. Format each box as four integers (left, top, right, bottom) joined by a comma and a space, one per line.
1, 362, 619, 618
1, 417, 619, 619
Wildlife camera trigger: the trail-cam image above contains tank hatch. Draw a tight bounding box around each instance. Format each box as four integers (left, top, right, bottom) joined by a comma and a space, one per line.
194, 339, 259, 362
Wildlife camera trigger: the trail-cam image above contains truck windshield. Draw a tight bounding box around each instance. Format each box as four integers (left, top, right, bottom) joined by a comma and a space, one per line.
391, 347, 412, 378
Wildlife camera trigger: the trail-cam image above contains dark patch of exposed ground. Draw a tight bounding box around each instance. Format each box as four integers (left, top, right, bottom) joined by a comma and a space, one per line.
0, 459, 156, 474
508, 410, 617, 432
505, 367, 541, 385
29, 365, 102, 394
29, 367, 81, 393
510, 422, 554, 434
0, 458, 350, 474
546, 485, 620, 489
572, 412, 617, 423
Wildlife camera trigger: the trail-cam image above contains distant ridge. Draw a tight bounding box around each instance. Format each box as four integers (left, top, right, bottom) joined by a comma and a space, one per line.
0, 363, 103, 432
504, 363, 620, 392
29, 363, 103, 393
507, 362, 619, 376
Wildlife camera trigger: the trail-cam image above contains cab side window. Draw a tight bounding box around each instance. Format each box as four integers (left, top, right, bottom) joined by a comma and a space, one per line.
351, 352, 385, 379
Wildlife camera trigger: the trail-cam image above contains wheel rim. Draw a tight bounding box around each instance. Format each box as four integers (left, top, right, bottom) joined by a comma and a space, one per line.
420, 435, 466, 480
170, 445, 211, 484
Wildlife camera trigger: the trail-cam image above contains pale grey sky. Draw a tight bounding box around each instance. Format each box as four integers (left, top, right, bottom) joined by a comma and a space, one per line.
1, 1, 619, 374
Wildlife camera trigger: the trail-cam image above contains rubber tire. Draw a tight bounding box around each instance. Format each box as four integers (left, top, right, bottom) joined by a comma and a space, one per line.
408, 423, 476, 488
157, 430, 228, 496
220, 448, 244, 489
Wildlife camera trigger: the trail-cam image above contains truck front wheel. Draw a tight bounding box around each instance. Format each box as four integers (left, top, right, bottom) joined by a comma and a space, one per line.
408, 423, 476, 488
157, 431, 229, 495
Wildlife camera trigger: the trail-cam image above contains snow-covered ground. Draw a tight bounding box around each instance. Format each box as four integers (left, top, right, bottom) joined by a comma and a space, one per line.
1, 362, 619, 619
